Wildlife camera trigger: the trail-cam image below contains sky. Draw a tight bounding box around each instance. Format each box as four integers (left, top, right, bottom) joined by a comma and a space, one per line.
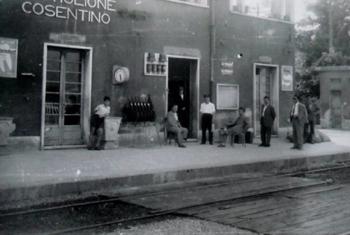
294, 0, 316, 22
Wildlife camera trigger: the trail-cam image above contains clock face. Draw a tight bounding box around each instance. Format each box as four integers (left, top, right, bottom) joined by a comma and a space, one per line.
113, 66, 129, 84
114, 69, 125, 83
115, 70, 123, 82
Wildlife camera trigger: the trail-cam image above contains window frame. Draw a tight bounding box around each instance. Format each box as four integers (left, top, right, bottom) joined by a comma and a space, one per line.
165, 0, 209, 8
229, 0, 293, 24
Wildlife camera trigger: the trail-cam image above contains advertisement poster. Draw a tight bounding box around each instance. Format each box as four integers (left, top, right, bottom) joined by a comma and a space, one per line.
0, 37, 18, 78
281, 65, 293, 91
216, 83, 239, 110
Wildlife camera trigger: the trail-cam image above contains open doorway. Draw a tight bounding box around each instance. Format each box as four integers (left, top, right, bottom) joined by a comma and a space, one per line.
167, 56, 199, 138
253, 64, 279, 137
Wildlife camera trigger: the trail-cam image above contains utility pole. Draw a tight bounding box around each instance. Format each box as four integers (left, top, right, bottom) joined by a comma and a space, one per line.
329, 1, 335, 54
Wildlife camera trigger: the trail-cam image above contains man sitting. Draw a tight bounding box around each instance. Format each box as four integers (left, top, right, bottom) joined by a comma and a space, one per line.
166, 104, 188, 148
218, 107, 249, 147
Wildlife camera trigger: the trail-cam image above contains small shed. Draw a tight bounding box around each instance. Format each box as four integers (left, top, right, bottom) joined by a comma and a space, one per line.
315, 66, 350, 130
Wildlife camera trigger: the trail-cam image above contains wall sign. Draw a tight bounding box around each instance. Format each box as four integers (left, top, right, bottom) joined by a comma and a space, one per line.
0, 37, 18, 78
220, 60, 234, 76
281, 65, 293, 91
21, 0, 117, 25
258, 56, 272, 63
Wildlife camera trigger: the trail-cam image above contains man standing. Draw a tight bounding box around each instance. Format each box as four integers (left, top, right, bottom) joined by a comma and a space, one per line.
306, 96, 319, 143
290, 95, 308, 150
259, 96, 276, 147
200, 95, 216, 145
302, 96, 310, 143
88, 96, 111, 150
166, 104, 188, 148
175, 86, 188, 128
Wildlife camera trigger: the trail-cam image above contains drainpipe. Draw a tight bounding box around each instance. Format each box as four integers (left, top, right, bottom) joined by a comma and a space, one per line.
209, 0, 216, 98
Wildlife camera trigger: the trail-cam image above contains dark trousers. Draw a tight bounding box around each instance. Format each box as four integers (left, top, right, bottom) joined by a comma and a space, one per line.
307, 121, 315, 143
260, 124, 272, 146
201, 114, 213, 144
167, 127, 188, 145
88, 115, 105, 149
303, 123, 309, 143
292, 118, 304, 149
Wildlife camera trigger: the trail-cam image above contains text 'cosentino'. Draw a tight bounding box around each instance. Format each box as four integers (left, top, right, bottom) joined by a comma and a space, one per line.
22, 0, 117, 25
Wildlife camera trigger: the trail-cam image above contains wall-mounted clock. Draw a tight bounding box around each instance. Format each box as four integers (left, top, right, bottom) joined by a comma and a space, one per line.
113, 66, 129, 85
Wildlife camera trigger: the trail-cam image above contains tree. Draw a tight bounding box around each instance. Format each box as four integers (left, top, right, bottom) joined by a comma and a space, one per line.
297, 0, 350, 66
295, 0, 350, 98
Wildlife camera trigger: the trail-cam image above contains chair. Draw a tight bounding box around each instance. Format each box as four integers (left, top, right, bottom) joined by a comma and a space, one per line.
230, 131, 246, 147
229, 125, 249, 148
162, 117, 177, 145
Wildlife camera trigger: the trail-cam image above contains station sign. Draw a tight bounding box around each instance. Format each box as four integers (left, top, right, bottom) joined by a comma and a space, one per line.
21, 0, 117, 25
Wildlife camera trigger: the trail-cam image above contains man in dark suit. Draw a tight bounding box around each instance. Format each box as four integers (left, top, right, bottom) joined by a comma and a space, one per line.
175, 86, 188, 128
259, 96, 276, 147
166, 104, 188, 148
290, 95, 308, 150
306, 96, 319, 143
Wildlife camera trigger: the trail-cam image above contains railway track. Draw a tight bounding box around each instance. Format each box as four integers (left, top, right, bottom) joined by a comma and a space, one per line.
3, 163, 349, 218
1, 164, 350, 235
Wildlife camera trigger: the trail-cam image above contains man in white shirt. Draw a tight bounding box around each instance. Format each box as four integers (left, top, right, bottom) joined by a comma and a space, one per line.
200, 94, 216, 145
88, 96, 111, 150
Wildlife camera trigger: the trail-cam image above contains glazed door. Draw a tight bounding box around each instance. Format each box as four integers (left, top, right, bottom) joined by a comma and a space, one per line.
254, 66, 277, 136
44, 47, 84, 146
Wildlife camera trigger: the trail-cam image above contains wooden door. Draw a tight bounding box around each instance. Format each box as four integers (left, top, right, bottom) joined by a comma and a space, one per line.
44, 47, 84, 146
255, 67, 269, 135
330, 90, 342, 129
189, 59, 198, 138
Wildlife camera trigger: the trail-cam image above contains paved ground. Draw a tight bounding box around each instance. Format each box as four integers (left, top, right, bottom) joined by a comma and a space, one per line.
0, 129, 349, 190
320, 129, 350, 147
108, 217, 256, 235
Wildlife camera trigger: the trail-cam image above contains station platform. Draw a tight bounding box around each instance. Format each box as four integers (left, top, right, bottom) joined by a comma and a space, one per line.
0, 129, 350, 209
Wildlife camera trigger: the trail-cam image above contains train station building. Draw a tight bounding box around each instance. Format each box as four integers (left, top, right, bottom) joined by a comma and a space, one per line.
0, 0, 295, 149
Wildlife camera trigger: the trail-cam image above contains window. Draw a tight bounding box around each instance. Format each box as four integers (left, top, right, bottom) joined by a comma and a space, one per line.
216, 84, 239, 110
167, 0, 208, 7
230, 0, 292, 21
230, 0, 272, 18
